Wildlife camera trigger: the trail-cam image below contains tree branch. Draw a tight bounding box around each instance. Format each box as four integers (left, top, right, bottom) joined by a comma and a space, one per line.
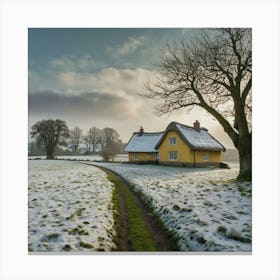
241, 77, 252, 103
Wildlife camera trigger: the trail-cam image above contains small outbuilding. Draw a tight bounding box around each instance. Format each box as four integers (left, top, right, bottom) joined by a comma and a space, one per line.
123, 127, 164, 163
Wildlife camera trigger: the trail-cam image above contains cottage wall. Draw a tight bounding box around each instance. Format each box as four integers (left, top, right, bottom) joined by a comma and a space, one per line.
194, 150, 222, 163
128, 152, 157, 162
158, 131, 193, 162
158, 131, 222, 164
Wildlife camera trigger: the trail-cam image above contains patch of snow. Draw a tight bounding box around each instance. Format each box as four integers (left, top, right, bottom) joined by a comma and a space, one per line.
87, 162, 251, 252
176, 124, 224, 151
28, 154, 129, 162
28, 160, 116, 252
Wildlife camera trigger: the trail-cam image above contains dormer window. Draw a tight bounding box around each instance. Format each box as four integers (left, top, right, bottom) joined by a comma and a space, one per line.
169, 137, 176, 145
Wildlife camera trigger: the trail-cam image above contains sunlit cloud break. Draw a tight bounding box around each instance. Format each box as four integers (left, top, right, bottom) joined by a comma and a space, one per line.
107, 36, 146, 57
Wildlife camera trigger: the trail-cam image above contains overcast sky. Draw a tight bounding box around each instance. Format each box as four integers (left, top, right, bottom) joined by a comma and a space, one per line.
28, 28, 234, 148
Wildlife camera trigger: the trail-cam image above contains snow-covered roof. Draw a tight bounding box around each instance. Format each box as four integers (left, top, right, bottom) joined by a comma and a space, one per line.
176, 124, 224, 151
155, 122, 225, 151
124, 132, 164, 152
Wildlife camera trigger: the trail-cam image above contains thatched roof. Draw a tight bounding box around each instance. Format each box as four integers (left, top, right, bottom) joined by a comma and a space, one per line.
155, 122, 225, 152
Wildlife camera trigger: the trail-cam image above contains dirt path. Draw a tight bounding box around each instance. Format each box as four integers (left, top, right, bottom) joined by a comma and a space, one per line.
80, 162, 177, 251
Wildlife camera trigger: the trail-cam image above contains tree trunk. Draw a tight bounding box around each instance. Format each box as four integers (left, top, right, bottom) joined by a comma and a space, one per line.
46, 145, 55, 159
236, 135, 252, 181
238, 151, 252, 181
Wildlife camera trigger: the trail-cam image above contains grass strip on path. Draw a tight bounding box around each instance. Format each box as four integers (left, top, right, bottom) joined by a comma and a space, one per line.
78, 161, 177, 251
107, 175, 156, 251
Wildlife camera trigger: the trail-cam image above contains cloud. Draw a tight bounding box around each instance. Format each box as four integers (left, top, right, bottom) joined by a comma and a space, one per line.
55, 67, 158, 99
28, 71, 41, 91
107, 36, 146, 57
28, 67, 162, 141
28, 71, 40, 83
28, 90, 138, 122
49, 55, 105, 72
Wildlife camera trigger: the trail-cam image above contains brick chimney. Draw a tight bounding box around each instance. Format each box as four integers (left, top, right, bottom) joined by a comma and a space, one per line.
193, 120, 200, 132
139, 126, 144, 136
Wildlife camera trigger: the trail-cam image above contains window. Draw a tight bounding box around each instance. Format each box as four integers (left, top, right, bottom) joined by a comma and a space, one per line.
134, 154, 138, 160
202, 152, 209, 161
154, 153, 158, 160
169, 137, 176, 145
168, 151, 178, 161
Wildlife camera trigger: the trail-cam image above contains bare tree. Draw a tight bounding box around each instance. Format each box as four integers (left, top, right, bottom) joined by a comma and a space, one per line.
88, 127, 101, 152
83, 135, 91, 154
30, 119, 70, 159
69, 126, 83, 154
100, 127, 122, 161
144, 28, 252, 180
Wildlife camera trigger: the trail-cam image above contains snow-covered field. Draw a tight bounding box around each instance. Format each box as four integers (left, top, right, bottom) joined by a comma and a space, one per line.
28, 160, 116, 252
86, 162, 252, 252
28, 154, 128, 162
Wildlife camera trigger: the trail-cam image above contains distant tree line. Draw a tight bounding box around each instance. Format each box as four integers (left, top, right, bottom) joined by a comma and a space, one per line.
29, 119, 123, 161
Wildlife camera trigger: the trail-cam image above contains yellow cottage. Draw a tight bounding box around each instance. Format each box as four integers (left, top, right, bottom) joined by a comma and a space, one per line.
124, 121, 225, 167
155, 121, 225, 167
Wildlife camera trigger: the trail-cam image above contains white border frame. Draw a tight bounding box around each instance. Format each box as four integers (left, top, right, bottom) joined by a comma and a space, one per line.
1, 1, 280, 280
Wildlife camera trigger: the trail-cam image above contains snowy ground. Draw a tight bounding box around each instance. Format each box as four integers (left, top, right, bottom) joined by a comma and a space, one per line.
85, 162, 251, 252
28, 154, 128, 161
28, 160, 116, 252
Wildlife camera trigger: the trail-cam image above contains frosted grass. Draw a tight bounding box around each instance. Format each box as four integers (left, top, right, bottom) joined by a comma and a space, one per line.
89, 162, 251, 252
28, 160, 116, 252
